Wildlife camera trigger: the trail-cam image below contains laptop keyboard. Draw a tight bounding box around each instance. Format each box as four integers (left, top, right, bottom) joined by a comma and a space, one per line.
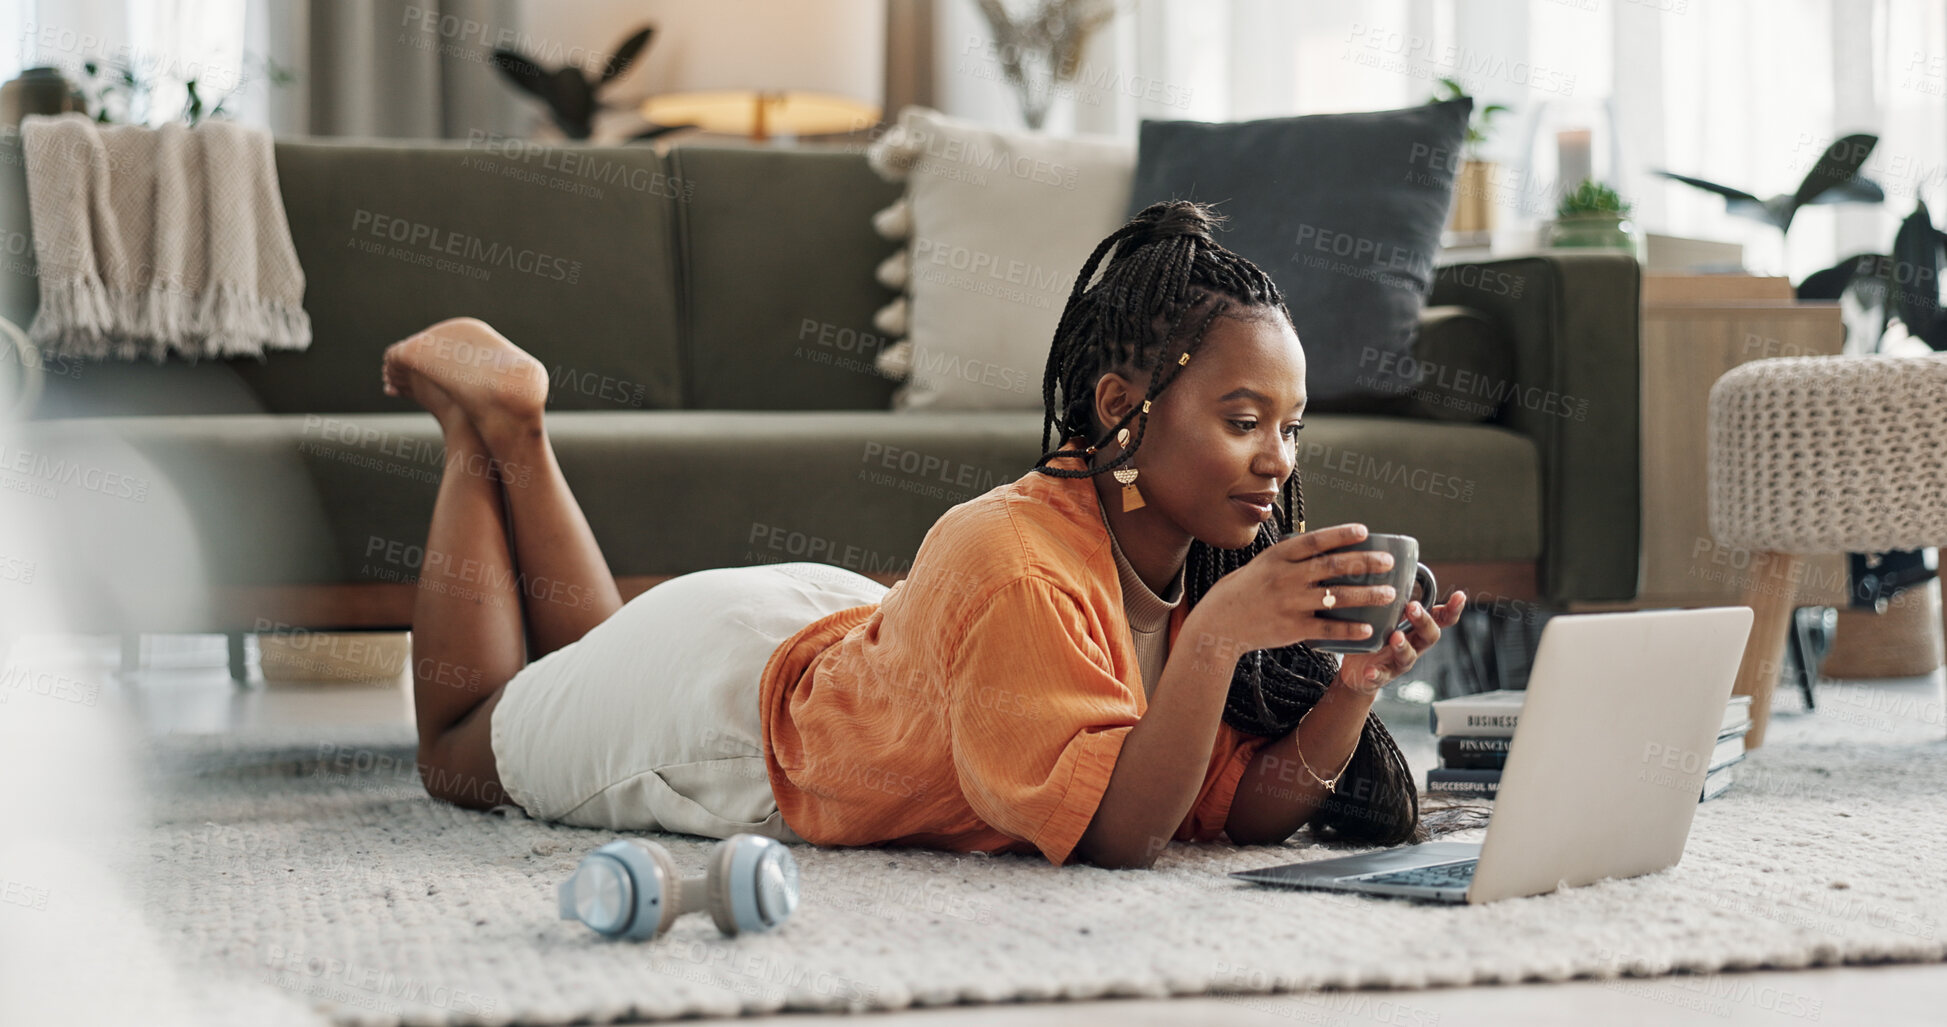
1351, 859, 1478, 889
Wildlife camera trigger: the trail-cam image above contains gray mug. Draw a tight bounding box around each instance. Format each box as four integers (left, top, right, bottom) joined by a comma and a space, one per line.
1310, 533, 1437, 654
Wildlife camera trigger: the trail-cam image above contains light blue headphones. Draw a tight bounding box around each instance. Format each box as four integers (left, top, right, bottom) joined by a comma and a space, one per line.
557, 834, 800, 941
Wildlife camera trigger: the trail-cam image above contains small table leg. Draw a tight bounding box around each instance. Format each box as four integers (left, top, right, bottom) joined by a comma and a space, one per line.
1733, 551, 1804, 750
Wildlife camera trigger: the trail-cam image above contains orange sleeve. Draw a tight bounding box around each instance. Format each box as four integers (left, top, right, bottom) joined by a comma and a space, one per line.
947, 576, 1140, 868
1176, 722, 1276, 844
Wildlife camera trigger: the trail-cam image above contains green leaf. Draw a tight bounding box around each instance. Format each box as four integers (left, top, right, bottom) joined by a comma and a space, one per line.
1556, 178, 1632, 218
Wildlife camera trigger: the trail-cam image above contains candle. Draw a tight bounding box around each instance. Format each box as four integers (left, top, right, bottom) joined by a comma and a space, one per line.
1557, 128, 1593, 195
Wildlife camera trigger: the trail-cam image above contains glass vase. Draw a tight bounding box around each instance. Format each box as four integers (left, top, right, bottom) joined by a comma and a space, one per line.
1546, 213, 1645, 262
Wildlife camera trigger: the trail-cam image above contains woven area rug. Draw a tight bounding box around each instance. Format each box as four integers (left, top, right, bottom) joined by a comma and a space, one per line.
62, 685, 1947, 1025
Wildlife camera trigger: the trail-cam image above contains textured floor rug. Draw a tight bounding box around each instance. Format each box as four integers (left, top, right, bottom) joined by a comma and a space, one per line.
111, 688, 1947, 1026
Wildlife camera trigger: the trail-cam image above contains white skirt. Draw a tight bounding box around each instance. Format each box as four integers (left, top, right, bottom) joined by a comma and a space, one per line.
488, 561, 887, 841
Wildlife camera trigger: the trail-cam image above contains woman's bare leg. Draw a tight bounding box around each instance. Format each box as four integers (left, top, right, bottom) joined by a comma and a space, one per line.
484, 429, 623, 656
385, 365, 519, 810
384, 317, 624, 657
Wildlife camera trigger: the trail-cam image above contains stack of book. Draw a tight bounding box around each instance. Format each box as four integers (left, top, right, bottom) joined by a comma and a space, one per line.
1701, 695, 1754, 802
1424, 690, 1755, 803
1425, 689, 1524, 799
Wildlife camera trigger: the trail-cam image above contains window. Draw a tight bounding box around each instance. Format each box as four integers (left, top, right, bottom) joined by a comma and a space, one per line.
11, 0, 247, 127
1072, 0, 1947, 280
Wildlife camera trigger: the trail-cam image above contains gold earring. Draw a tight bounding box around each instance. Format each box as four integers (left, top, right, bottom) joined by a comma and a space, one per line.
1112, 467, 1144, 512
1112, 426, 1145, 510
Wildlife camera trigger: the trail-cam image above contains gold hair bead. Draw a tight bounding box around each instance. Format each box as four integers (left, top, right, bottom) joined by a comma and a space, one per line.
1178, 352, 1190, 365
1141, 400, 1151, 413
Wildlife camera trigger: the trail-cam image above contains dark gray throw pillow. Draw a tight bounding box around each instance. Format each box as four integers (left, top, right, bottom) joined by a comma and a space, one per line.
1126, 98, 1472, 412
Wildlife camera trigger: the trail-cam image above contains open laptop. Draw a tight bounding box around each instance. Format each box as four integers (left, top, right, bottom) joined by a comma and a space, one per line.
1230, 606, 1754, 904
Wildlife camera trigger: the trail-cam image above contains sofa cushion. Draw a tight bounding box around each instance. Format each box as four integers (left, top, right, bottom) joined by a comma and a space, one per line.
1126, 99, 1472, 413
241, 139, 686, 414
865, 107, 1135, 411
669, 144, 904, 410
17, 411, 1537, 597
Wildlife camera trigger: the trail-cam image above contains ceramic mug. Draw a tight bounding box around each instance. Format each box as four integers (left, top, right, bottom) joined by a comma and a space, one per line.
1310, 533, 1437, 654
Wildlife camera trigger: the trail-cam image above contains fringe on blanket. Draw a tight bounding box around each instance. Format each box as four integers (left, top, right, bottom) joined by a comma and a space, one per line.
20, 113, 313, 363
28, 273, 312, 364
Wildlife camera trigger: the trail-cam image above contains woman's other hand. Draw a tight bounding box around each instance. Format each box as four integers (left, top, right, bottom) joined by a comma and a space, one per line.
1334, 591, 1467, 696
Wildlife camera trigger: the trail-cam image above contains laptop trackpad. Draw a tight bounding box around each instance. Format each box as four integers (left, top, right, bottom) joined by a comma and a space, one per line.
1236, 840, 1483, 884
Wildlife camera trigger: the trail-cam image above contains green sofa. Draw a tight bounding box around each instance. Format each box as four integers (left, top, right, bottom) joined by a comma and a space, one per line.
0, 134, 1639, 637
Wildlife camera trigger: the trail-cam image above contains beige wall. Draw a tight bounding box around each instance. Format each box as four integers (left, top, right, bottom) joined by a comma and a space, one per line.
520, 1, 885, 108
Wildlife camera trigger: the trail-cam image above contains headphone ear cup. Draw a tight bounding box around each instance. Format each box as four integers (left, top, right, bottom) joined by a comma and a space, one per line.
707, 834, 800, 937
706, 837, 739, 936
621, 838, 682, 940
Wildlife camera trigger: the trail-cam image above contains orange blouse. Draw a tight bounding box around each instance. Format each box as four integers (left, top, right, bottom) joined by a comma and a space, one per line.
758, 437, 1275, 866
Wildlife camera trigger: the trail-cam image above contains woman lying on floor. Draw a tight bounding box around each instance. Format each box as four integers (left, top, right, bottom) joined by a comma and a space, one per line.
388, 200, 1476, 869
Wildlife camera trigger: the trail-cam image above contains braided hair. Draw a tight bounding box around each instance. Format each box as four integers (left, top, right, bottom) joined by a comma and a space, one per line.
1032, 200, 1488, 846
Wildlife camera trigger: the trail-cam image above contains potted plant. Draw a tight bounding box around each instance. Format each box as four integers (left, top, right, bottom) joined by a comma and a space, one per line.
1431, 77, 1507, 236
1547, 179, 1643, 260
68, 54, 293, 126
971, 0, 1119, 132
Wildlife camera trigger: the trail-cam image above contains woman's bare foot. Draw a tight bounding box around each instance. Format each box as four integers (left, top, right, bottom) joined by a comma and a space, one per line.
382, 317, 549, 450
383, 356, 468, 428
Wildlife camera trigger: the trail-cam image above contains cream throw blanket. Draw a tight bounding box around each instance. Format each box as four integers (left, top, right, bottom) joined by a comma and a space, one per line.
19, 112, 310, 361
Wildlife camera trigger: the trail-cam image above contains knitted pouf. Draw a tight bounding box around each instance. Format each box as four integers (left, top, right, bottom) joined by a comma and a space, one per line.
1709, 354, 1947, 552
1706, 354, 1947, 747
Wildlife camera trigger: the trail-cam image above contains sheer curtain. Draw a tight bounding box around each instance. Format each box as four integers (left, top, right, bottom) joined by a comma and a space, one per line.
4, 0, 527, 138
6, 0, 248, 126
242, 0, 528, 140
0, 0, 30, 82
935, 0, 1947, 282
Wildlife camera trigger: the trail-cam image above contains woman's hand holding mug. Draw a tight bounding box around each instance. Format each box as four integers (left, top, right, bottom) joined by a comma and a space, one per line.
1197, 524, 1402, 656
1196, 523, 1466, 692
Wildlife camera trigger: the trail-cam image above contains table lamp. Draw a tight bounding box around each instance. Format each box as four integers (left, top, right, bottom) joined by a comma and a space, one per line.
635, 0, 884, 141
